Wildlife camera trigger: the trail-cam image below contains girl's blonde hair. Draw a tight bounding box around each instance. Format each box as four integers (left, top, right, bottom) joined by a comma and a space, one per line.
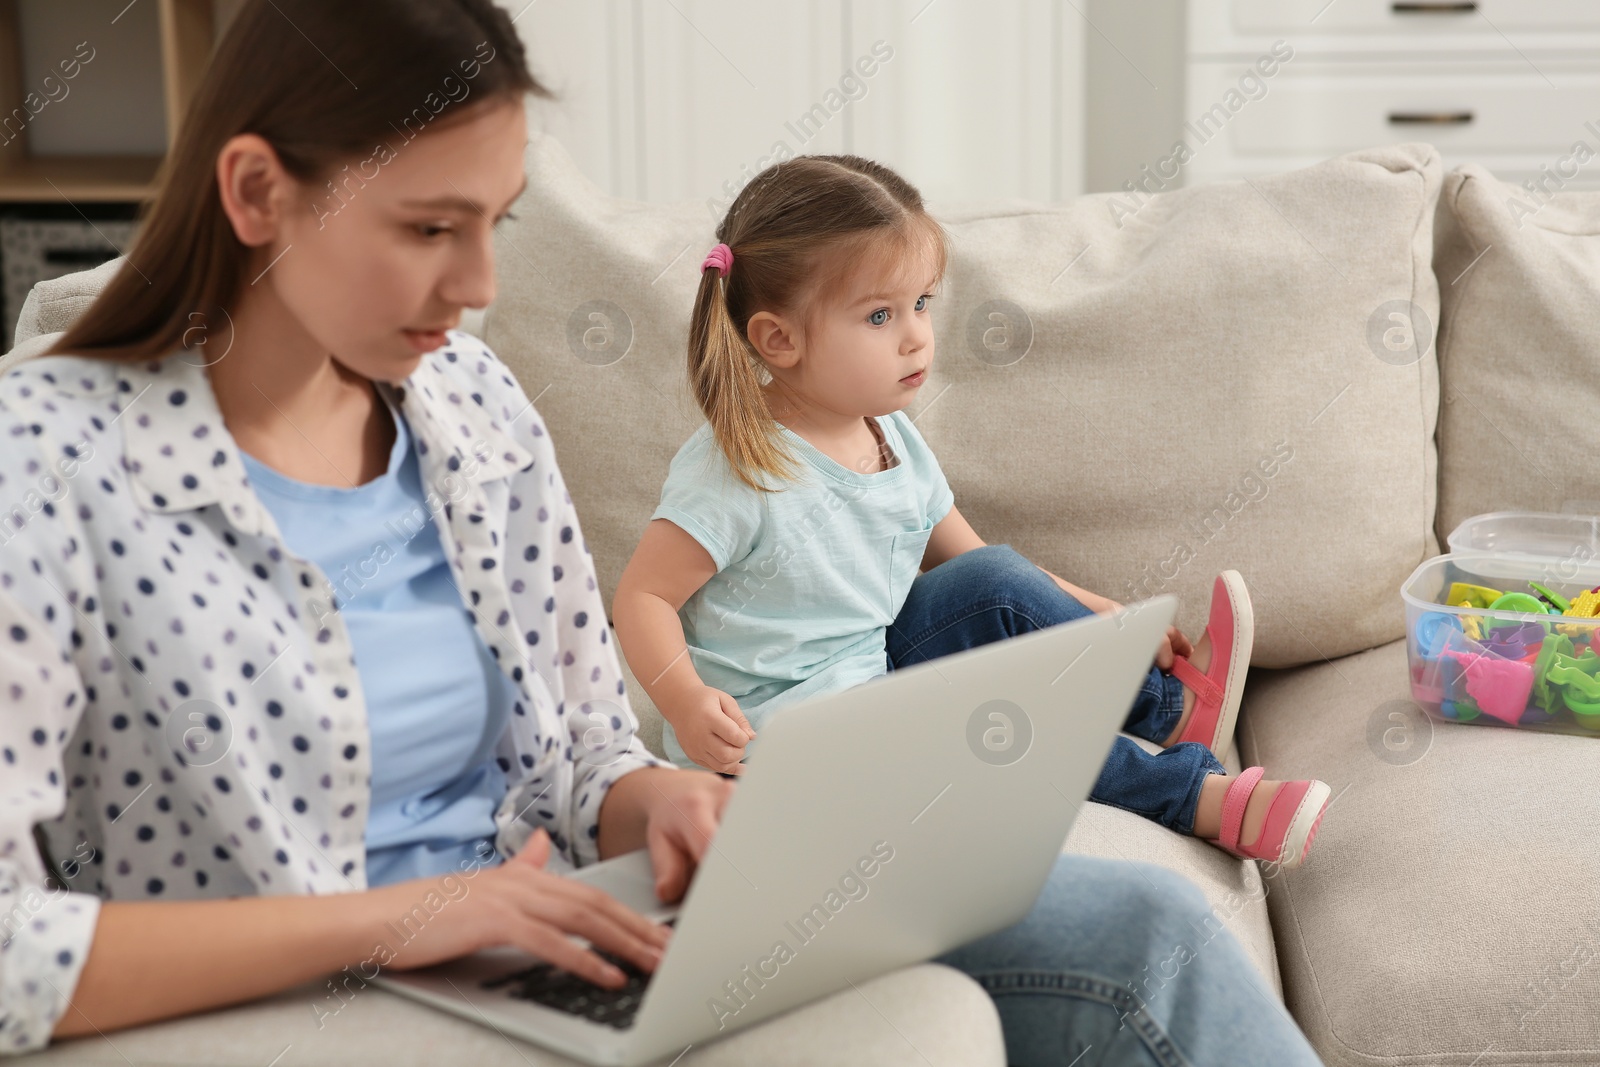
689, 154, 949, 493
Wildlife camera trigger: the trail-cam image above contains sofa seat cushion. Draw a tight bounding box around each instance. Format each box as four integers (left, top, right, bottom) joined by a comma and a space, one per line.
1239, 637, 1600, 1066
1060, 761, 1283, 999
30, 963, 1004, 1066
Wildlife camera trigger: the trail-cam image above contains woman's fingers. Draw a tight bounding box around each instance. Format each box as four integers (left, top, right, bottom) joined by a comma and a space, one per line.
513, 873, 671, 974
513, 918, 631, 988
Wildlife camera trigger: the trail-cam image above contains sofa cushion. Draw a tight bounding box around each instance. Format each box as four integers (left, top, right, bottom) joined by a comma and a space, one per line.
5, 253, 123, 353
1060, 749, 1283, 998
1434, 165, 1600, 539
28, 963, 1004, 1066
1240, 638, 1600, 1066
488, 136, 1443, 677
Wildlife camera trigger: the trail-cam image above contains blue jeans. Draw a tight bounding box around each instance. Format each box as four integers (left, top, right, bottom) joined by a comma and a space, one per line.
932, 854, 1325, 1066
896, 547, 1319, 1066
885, 543, 1225, 835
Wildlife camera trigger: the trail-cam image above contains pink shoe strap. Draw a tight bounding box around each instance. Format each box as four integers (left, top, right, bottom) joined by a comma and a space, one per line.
1170, 650, 1224, 706
1218, 766, 1265, 851
1256, 780, 1317, 858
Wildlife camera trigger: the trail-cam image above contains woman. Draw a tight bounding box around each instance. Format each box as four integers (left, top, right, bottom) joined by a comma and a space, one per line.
0, 3, 1323, 1064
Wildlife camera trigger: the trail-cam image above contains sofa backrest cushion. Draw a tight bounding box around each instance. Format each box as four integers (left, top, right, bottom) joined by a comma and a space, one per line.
487, 136, 1444, 681
1433, 165, 1600, 544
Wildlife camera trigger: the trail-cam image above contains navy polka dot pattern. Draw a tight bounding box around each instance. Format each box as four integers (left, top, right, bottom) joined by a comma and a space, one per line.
0, 331, 666, 1051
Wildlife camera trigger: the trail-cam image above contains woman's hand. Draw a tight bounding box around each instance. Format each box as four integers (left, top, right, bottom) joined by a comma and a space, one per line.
669, 685, 756, 775
373, 827, 672, 989
628, 766, 736, 904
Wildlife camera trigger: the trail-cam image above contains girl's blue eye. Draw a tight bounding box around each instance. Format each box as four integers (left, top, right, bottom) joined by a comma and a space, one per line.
915, 294, 930, 311
869, 308, 889, 326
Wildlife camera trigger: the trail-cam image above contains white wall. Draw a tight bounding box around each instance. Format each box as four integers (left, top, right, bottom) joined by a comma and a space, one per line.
1083, 0, 1186, 194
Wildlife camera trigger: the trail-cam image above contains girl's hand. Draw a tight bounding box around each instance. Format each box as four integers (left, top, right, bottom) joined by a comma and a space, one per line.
1088, 596, 1193, 670
1155, 624, 1193, 671
373, 827, 673, 989
672, 686, 756, 776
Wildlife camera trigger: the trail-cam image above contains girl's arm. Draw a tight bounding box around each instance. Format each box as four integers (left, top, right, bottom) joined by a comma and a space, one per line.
613, 518, 720, 716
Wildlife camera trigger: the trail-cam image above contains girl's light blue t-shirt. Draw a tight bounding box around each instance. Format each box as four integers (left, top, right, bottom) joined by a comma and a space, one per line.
239, 390, 514, 887
650, 411, 954, 768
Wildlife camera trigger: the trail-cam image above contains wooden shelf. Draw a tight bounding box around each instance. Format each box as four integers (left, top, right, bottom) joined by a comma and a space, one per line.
0, 0, 214, 205
0, 154, 164, 202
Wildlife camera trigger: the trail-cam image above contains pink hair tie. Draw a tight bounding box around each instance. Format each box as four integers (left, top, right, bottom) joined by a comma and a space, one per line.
701, 243, 733, 277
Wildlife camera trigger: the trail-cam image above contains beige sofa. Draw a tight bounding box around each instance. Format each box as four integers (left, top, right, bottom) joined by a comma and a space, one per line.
9, 139, 1597, 1066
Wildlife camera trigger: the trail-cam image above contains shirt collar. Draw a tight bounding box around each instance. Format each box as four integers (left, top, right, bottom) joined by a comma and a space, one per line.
116, 345, 535, 533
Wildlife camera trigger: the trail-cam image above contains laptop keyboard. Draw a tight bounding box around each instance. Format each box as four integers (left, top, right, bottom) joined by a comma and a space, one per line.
479, 919, 672, 1030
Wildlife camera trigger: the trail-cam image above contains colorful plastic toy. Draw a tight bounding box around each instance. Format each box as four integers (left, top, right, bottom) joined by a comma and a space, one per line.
1546, 648, 1600, 730
1480, 620, 1547, 659
1531, 632, 1575, 716
1438, 646, 1535, 725
1446, 582, 1503, 609
1485, 592, 1552, 635
1566, 587, 1600, 619
1529, 581, 1572, 614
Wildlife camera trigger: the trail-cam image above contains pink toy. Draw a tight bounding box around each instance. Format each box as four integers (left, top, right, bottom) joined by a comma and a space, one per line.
1439, 648, 1535, 724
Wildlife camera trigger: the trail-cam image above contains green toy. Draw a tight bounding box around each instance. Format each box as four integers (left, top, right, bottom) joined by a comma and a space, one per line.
1545, 648, 1600, 730
1485, 592, 1553, 634
1532, 633, 1576, 716
1529, 581, 1572, 614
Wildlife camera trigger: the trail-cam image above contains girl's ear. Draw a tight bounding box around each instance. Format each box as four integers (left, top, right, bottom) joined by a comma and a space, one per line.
746, 310, 800, 371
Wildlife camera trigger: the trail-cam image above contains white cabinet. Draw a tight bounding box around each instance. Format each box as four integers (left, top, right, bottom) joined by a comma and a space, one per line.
508, 0, 1085, 207
1184, 0, 1600, 187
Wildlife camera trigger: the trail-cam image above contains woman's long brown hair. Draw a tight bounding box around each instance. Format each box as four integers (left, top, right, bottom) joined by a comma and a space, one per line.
690, 155, 949, 493
48, 0, 548, 362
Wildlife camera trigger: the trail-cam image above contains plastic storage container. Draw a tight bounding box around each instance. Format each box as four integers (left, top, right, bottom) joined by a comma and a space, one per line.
1447, 510, 1600, 561
1402, 514, 1600, 735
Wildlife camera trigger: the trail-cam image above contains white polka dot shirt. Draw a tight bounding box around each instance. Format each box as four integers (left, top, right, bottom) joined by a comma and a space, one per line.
0, 331, 667, 1052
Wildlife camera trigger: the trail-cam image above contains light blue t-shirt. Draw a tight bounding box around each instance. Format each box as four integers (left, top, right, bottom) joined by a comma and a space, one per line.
650, 410, 954, 768
239, 389, 515, 887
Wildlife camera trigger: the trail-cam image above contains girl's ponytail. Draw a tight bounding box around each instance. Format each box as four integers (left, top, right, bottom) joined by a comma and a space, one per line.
687, 250, 801, 494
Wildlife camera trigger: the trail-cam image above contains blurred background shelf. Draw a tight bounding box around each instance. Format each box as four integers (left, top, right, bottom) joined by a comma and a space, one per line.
0, 0, 222, 203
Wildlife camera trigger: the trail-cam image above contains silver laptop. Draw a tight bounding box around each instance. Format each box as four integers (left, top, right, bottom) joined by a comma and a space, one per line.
371, 594, 1177, 1065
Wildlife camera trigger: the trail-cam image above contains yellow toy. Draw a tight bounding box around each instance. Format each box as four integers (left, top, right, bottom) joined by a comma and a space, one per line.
1565, 587, 1600, 619
1446, 582, 1503, 609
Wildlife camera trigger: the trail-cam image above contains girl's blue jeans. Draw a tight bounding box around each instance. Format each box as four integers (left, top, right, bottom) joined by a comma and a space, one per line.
892, 546, 1321, 1066
885, 543, 1226, 836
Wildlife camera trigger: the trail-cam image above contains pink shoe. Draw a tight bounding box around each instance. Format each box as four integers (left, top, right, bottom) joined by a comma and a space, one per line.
1168, 569, 1253, 762
1206, 766, 1331, 869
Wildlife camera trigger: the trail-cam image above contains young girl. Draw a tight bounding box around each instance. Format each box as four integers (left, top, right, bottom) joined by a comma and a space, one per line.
613, 154, 1332, 869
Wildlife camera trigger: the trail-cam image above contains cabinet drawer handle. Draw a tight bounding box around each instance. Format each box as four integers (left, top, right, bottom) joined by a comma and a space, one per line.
1391, 2, 1478, 12
1387, 111, 1474, 125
